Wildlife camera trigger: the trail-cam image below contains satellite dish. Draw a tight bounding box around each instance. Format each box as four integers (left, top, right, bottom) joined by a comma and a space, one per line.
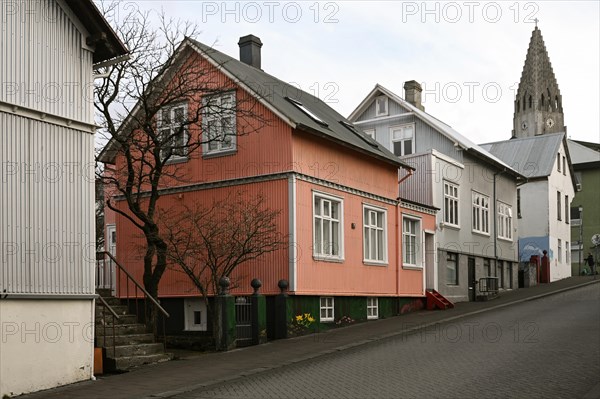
592, 234, 600, 247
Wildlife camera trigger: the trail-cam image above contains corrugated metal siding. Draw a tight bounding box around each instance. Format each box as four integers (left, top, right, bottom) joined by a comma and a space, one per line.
356, 105, 463, 163
0, 112, 95, 294
114, 179, 290, 298
399, 153, 434, 207
1, 0, 93, 123
355, 97, 411, 122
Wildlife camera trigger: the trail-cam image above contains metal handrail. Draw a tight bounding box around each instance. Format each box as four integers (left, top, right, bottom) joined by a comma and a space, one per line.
97, 294, 121, 319
96, 251, 170, 352
95, 291, 120, 359
100, 251, 170, 318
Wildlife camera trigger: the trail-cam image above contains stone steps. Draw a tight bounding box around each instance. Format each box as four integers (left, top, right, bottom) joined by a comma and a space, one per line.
95, 291, 171, 372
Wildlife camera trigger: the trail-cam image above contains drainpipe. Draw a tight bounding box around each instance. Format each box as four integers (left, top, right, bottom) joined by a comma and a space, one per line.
493, 168, 508, 277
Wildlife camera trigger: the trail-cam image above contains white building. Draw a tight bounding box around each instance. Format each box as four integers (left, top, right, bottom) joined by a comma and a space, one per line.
482, 133, 576, 281
0, 1, 127, 396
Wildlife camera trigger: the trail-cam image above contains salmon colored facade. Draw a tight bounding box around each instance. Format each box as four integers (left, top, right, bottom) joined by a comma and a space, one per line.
102, 36, 437, 331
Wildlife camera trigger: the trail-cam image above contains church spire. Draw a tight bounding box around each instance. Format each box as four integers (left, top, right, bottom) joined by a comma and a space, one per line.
512, 26, 565, 138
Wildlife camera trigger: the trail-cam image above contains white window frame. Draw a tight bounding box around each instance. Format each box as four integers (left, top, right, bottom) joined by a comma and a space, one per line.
375, 95, 388, 116
320, 297, 334, 322
363, 128, 375, 139
402, 216, 422, 268
390, 123, 415, 157
158, 103, 188, 161
313, 191, 344, 261
443, 181, 460, 227
363, 204, 388, 264
497, 202, 513, 241
202, 91, 236, 155
472, 191, 490, 235
184, 298, 207, 331
367, 297, 378, 320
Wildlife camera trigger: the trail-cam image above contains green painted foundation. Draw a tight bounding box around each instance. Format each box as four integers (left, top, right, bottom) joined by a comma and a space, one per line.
285, 295, 425, 336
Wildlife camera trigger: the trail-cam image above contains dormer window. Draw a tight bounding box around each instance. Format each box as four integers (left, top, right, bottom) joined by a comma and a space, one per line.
375, 96, 388, 117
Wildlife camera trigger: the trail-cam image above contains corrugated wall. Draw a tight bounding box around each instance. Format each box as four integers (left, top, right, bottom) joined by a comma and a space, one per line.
0, 112, 95, 295
1, 0, 94, 123
114, 178, 290, 297
356, 98, 464, 162
399, 153, 434, 207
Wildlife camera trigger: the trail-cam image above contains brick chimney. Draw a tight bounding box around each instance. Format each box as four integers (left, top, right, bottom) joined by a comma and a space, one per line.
403, 80, 424, 111
238, 34, 262, 69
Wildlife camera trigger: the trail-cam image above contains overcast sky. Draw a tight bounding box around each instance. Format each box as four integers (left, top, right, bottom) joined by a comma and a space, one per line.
118, 1, 599, 144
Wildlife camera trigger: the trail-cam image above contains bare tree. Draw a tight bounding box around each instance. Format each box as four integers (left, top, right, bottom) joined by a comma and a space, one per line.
95, 3, 267, 329
163, 192, 287, 337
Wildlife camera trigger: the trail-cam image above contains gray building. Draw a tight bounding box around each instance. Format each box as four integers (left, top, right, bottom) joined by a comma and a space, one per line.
349, 83, 524, 303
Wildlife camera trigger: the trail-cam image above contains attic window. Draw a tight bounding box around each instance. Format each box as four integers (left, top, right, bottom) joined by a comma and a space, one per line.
339, 121, 378, 148
286, 97, 327, 126
376, 96, 388, 117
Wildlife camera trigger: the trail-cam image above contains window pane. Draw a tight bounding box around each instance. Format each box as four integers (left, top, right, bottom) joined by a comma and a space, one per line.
332, 221, 339, 255
161, 109, 170, 125
323, 220, 331, 254
404, 139, 413, 155
173, 107, 184, 124
315, 218, 322, 254
393, 141, 403, 156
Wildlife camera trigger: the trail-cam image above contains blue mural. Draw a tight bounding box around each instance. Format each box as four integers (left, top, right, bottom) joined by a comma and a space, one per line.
519, 236, 551, 262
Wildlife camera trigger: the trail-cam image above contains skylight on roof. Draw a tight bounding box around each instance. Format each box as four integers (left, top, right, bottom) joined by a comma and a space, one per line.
286, 97, 327, 126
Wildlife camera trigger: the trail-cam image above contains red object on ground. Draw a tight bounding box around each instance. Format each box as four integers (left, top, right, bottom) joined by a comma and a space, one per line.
426, 290, 454, 310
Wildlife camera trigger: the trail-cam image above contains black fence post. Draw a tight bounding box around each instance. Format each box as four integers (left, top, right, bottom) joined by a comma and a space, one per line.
215, 277, 235, 351
250, 278, 266, 345
274, 279, 288, 340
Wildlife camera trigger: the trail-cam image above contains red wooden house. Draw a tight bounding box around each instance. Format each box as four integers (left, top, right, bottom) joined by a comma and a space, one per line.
99, 35, 436, 342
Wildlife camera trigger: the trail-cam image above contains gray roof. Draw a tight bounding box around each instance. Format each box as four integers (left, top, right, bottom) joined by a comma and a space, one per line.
480, 133, 565, 178
186, 38, 405, 168
567, 140, 600, 165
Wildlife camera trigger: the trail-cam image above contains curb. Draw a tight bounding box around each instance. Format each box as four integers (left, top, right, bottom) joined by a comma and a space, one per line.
146, 279, 600, 399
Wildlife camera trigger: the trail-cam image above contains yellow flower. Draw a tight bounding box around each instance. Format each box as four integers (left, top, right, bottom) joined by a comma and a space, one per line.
295, 315, 303, 322
308, 316, 315, 323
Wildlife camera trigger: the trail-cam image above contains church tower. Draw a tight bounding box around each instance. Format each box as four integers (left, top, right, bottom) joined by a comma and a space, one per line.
512, 26, 565, 138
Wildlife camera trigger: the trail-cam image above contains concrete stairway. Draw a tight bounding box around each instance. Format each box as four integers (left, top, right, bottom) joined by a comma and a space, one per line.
95, 289, 172, 371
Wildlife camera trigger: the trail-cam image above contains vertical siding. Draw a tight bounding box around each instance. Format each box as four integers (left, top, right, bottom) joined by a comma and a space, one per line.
355, 97, 411, 122
291, 131, 398, 200
354, 97, 463, 163
294, 180, 399, 296
114, 179, 290, 298
0, 112, 95, 294
1, 0, 93, 123
399, 153, 434, 207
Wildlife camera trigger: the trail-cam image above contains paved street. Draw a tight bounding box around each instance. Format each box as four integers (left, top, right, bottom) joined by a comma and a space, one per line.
177, 284, 600, 399
18, 277, 600, 399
